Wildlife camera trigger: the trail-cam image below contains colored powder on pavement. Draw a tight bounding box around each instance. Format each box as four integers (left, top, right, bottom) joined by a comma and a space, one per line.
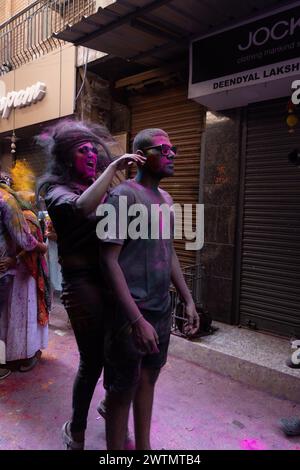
240, 439, 267, 450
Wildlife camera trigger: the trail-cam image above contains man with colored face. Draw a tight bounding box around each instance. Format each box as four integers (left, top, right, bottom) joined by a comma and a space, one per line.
141, 134, 176, 179
101, 128, 200, 450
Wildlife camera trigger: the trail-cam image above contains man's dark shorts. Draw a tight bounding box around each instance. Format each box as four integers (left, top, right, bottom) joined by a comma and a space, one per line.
104, 305, 172, 392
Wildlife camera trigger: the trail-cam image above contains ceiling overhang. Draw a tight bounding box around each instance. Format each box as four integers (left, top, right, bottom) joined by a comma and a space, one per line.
55, 0, 287, 68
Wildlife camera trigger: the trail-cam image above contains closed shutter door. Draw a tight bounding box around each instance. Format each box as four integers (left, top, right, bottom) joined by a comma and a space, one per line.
239, 98, 300, 337
130, 86, 205, 266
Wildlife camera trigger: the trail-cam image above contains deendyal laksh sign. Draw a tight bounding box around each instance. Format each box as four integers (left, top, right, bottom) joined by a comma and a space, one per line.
189, 3, 300, 110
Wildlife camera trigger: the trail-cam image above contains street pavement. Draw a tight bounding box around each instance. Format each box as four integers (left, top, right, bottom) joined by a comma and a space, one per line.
0, 300, 300, 451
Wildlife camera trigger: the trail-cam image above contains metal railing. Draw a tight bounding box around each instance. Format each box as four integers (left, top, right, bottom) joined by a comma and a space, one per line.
0, 0, 97, 74
171, 264, 207, 337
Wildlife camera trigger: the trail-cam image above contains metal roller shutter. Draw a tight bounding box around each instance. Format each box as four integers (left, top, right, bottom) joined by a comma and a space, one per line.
129, 86, 205, 266
239, 98, 300, 337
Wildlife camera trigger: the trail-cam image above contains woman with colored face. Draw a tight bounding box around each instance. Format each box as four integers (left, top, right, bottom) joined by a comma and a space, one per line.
37, 120, 145, 450
73, 143, 99, 182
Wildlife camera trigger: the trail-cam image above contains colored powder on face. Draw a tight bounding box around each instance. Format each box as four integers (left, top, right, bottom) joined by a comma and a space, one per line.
240, 439, 267, 450
73, 143, 97, 181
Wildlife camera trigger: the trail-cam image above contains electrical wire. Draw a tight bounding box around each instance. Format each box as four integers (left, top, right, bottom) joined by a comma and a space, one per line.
75, 47, 89, 103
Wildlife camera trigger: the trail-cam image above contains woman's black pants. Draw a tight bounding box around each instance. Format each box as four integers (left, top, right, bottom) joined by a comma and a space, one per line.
61, 267, 105, 433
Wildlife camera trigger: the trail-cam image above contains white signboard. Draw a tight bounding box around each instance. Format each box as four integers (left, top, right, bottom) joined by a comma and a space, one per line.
0, 81, 46, 119
189, 2, 300, 110
191, 59, 300, 97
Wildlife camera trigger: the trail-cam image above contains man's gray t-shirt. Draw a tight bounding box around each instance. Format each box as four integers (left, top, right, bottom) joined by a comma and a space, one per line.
101, 179, 174, 314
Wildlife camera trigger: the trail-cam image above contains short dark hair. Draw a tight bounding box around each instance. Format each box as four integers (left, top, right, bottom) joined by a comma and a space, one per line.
133, 128, 168, 153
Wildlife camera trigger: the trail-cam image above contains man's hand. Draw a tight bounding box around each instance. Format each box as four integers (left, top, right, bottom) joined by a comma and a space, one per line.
183, 302, 200, 337
132, 316, 160, 354
0, 256, 16, 274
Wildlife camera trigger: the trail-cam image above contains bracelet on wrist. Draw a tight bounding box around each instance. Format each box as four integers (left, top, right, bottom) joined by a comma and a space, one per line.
131, 313, 143, 326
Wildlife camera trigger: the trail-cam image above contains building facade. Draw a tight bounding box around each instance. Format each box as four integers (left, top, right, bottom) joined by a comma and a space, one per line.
0, 0, 110, 175
1, 0, 299, 338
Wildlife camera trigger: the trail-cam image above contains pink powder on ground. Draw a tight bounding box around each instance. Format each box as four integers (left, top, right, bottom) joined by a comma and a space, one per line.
241, 439, 267, 450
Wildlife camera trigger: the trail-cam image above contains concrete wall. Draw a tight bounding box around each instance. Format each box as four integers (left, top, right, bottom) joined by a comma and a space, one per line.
76, 69, 131, 135
0, 0, 33, 24
201, 109, 242, 323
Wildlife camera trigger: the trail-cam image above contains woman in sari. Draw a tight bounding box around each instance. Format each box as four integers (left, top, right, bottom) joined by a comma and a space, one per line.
6, 190, 50, 371
0, 172, 47, 376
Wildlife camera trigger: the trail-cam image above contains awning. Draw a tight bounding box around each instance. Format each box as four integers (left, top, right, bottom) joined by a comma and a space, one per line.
55, 0, 284, 68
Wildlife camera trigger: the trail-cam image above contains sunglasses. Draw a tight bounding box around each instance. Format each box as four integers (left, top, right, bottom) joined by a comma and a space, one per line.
77, 145, 99, 156
143, 144, 177, 156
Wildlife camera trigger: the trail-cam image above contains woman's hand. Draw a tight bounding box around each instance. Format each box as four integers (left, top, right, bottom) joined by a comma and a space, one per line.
0, 257, 16, 274
111, 153, 146, 171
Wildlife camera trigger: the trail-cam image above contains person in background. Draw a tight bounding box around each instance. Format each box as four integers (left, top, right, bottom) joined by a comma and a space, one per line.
44, 216, 62, 295
0, 168, 47, 378
7, 188, 50, 372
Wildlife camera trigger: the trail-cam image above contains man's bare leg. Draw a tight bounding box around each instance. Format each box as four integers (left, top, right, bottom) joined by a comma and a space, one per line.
105, 388, 135, 450
133, 367, 160, 450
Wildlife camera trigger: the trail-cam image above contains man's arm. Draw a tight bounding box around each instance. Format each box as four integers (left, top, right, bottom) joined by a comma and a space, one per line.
102, 243, 159, 354
171, 247, 200, 336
